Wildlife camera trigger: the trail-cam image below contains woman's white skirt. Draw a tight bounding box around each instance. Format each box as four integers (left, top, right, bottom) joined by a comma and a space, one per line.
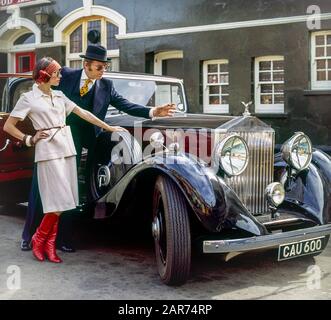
37, 156, 79, 214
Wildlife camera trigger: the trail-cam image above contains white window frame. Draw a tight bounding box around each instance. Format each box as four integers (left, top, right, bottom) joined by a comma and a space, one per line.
254, 56, 285, 114
65, 18, 120, 71
203, 59, 229, 114
154, 51, 183, 75
311, 30, 331, 90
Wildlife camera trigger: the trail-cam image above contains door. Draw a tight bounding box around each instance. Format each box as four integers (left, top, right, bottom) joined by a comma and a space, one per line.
0, 77, 35, 204
15, 52, 36, 73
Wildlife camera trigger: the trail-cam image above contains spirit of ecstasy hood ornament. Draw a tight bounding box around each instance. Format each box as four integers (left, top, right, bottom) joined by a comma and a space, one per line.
241, 101, 252, 117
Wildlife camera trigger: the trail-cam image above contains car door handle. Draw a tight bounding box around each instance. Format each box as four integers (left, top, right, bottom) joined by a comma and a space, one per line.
0, 139, 11, 152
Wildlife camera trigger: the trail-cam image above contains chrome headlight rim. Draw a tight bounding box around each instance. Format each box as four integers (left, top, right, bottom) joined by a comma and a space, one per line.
281, 132, 312, 171
215, 134, 249, 177
265, 182, 285, 207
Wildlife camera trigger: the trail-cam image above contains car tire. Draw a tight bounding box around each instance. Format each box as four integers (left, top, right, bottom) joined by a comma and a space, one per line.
152, 175, 191, 286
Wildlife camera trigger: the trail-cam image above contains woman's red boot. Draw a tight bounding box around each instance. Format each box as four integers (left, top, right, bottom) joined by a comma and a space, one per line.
44, 216, 62, 263
31, 213, 58, 262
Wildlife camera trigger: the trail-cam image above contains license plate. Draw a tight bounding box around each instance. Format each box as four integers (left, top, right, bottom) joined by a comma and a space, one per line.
278, 236, 326, 261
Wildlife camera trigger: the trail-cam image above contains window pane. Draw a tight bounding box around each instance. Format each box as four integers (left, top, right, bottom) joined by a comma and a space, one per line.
209, 85, 220, 94
14, 33, 35, 45
221, 85, 229, 94
88, 20, 101, 45
209, 96, 220, 105
19, 56, 30, 72
274, 84, 284, 93
208, 64, 218, 73
261, 95, 272, 104
259, 72, 271, 81
316, 35, 325, 45
219, 64, 228, 72
221, 96, 229, 104
220, 74, 229, 83
273, 72, 284, 81
328, 71, 331, 80
316, 47, 325, 57
328, 59, 331, 69
327, 47, 331, 56
273, 60, 284, 70
70, 60, 82, 69
317, 70, 326, 80
259, 61, 271, 70
107, 22, 119, 50
317, 59, 326, 69
261, 84, 272, 93
208, 75, 218, 83
274, 95, 284, 104
327, 35, 331, 45
70, 25, 82, 53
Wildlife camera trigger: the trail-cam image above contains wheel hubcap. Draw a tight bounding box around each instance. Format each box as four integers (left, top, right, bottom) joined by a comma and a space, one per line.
152, 216, 160, 241
97, 165, 111, 189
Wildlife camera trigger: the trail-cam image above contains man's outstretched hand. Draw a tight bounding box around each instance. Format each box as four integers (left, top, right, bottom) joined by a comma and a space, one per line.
153, 103, 176, 117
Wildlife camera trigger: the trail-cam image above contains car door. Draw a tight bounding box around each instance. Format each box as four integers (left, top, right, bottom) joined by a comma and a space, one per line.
0, 76, 35, 204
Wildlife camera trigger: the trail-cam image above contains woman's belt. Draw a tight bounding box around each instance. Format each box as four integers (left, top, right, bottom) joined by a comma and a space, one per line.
40, 125, 66, 141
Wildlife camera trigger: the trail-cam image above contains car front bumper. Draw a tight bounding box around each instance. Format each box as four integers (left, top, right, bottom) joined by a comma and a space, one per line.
203, 224, 331, 253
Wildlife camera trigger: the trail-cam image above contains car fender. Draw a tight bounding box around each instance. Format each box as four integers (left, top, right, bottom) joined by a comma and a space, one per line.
98, 152, 267, 235
274, 149, 331, 224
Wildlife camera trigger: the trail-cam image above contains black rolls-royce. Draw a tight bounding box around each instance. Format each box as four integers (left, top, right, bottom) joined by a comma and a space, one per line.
1, 72, 331, 286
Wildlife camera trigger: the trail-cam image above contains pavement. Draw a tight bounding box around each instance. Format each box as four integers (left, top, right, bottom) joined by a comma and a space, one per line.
0, 205, 331, 300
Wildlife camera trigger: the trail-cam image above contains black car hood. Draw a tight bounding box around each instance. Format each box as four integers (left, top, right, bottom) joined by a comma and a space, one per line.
105, 113, 235, 130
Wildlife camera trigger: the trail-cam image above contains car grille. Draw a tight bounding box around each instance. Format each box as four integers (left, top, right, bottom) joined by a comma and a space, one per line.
223, 131, 275, 215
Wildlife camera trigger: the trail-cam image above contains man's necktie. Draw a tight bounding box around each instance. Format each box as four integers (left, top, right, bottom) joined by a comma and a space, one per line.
80, 79, 92, 96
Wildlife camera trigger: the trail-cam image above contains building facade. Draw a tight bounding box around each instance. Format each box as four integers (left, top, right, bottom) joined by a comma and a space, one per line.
0, 0, 330, 150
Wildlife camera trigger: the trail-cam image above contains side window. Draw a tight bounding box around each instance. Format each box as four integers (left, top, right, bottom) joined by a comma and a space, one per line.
0, 80, 8, 113
203, 59, 229, 114
311, 31, 331, 90
10, 80, 33, 111
254, 56, 284, 114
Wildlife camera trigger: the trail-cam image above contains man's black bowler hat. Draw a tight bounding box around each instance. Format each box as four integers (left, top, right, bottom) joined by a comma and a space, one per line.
79, 45, 111, 63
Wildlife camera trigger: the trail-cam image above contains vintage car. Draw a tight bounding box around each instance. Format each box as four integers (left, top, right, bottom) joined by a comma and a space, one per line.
1, 72, 331, 286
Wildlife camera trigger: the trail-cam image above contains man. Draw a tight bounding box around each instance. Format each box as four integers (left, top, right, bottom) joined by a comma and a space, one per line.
20, 44, 176, 252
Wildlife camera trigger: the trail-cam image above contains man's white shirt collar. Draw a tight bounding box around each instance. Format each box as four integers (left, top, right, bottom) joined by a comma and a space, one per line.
80, 69, 96, 85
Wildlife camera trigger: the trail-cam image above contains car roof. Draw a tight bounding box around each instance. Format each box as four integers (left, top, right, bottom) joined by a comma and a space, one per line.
0, 71, 183, 84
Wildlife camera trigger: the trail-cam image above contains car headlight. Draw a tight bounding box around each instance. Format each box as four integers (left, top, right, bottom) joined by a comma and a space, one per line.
265, 182, 285, 207
215, 135, 249, 176
281, 132, 312, 171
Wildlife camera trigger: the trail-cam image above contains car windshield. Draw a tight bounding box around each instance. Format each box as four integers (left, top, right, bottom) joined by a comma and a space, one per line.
111, 78, 185, 111
1, 76, 186, 113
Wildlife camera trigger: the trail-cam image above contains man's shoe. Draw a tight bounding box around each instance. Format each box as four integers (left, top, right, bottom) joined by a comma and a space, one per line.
58, 244, 76, 253
20, 240, 31, 251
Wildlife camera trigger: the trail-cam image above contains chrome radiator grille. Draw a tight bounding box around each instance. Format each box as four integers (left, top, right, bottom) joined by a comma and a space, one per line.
223, 131, 275, 215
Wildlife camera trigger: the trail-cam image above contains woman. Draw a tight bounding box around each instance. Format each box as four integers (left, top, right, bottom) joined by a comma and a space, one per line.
4, 57, 126, 263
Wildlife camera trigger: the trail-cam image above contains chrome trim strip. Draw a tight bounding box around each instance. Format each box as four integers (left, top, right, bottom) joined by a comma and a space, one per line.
203, 224, 331, 253
0, 139, 10, 152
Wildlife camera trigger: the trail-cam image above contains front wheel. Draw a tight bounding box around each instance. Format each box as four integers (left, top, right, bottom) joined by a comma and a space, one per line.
152, 175, 191, 285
